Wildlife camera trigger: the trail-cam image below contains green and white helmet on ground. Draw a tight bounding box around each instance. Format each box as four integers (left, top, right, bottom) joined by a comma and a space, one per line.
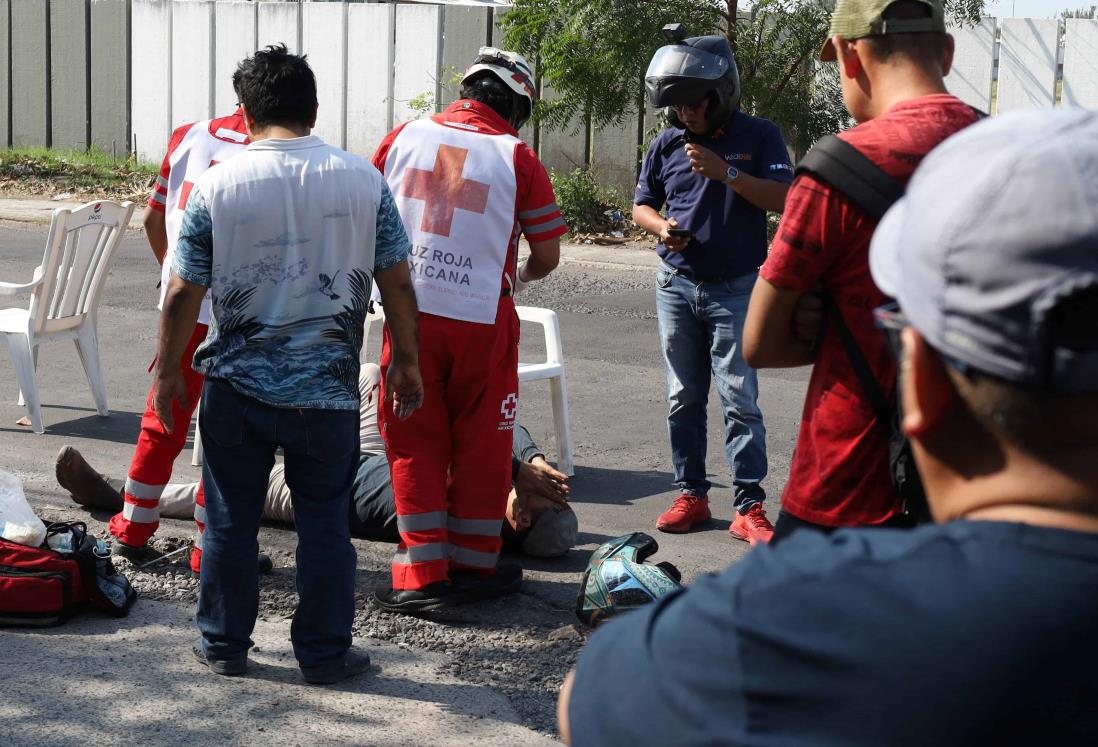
576, 532, 682, 627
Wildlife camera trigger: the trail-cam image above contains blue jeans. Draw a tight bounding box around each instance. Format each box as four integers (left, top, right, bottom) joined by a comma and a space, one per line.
656, 264, 767, 511
196, 379, 359, 670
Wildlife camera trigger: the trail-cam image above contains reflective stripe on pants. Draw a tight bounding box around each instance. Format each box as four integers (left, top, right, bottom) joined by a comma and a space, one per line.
109, 323, 208, 549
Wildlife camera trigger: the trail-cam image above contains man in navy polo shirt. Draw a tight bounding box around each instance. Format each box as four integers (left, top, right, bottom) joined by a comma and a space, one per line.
633, 30, 792, 543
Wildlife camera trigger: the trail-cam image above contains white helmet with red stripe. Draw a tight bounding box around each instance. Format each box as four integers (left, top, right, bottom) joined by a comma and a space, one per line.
460, 47, 536, 129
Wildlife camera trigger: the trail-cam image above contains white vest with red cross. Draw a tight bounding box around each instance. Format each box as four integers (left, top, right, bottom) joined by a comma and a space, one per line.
384, 118, 519, 324
159, 117, 249, 324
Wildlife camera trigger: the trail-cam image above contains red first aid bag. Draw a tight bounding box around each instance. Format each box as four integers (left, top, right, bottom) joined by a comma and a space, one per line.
0, 522, 136, 627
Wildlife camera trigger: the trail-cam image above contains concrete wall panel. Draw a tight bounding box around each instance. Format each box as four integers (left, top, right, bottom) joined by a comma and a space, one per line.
591, 112, 641, 196
946, 18, 995, 112
90, 0, 129, 156
11, 0, 49, 148
131, 0, 171, 162
439, 7, 488, 109
998, 18, 1059, 112
1063, 19, 1098, 109
538, 84, 587, 176
257, 1, 300, 55
303, 1, 346, 148
50, 0, 88, 151
213, 1, 256, 115
393, 5, 441, 124
346, 3, 394, 158
171, 0, 213, 127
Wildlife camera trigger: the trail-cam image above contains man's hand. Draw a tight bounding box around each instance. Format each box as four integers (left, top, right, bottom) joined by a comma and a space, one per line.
385, 360, 424, 420
152, 369, 189, 435
659, 217, 689, 252
516, 456, 570, 506
685, 143, 728, 182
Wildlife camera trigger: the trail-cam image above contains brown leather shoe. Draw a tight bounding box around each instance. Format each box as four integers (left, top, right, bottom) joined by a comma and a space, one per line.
56, 446, 124, 510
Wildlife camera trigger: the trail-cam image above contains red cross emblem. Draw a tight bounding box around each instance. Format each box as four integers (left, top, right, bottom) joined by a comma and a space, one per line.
400, 144, 490, 237
500, 393, 518, 421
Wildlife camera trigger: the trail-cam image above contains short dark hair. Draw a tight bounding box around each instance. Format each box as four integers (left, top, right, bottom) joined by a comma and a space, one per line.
946, 288, 1098, 461
232, 44, 318, 130
863, 2, 948, 64
460, 72, 531, 128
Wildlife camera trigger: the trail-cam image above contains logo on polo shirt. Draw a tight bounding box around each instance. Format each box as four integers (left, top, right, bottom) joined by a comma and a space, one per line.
726, 153, 753, 161
769, 163, 793, 173
498, 393, 518, 431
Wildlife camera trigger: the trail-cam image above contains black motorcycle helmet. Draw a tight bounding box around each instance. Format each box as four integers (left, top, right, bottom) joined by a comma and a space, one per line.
644, 24, 741, 135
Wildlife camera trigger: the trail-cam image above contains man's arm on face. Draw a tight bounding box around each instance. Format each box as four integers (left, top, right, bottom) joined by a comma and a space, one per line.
743, 277, 815, 368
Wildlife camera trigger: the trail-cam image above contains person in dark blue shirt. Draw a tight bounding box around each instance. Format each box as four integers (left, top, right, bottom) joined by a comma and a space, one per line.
633, 31, 792, 543
559, 108, 1098, 746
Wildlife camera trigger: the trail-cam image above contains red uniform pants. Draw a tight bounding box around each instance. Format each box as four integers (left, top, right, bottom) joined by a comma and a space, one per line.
380, 297, 520, 590
108, 323, 208, 572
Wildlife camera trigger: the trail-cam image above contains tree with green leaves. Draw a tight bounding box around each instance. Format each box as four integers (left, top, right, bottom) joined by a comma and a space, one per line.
502, 0, 985, 163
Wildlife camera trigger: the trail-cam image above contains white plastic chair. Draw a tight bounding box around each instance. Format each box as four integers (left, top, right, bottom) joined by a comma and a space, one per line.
361, 303, 575, 476
0, 200, 136, 433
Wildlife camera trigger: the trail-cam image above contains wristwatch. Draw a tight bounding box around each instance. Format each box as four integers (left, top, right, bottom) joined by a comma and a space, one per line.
725, 165, 740, 184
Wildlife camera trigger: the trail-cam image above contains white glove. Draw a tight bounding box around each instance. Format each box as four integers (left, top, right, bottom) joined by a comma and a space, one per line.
514, 260, 532, 295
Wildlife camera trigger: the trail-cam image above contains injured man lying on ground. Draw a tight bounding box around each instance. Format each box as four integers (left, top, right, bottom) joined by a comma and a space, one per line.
56, 363, 578, 559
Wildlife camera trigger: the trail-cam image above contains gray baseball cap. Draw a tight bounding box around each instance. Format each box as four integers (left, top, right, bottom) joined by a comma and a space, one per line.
870, 108, 1098, 392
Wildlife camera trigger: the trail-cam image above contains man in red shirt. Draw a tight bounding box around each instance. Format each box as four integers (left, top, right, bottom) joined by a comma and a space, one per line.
370, 48, 567, 612
743, 0, 978, 538
99, 111, 248, 571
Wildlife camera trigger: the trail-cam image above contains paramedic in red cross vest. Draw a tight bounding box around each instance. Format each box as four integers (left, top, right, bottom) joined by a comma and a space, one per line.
107, 110, 249, 573
370, 48, 567, 613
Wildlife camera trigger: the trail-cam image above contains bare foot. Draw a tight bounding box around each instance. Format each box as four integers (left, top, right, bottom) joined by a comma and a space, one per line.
16, 416, 31, 427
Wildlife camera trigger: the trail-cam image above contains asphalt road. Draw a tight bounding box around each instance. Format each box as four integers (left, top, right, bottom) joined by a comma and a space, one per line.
0, 222, 810, 582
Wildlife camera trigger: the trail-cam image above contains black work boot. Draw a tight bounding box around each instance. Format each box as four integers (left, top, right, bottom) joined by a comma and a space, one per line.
55, 446, 125, 510
372, 581, 466, 614
452, 562, 523, 601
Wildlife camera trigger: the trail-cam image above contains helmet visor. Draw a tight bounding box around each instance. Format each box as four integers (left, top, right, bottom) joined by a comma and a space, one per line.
645, 44, 729, 82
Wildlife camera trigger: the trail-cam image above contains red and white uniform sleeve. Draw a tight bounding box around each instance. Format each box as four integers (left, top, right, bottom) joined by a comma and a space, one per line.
146, 122, 195, 213
515, 144, 568, 242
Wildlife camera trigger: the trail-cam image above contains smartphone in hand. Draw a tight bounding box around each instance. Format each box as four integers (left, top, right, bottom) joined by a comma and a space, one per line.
667, 228, 692, 239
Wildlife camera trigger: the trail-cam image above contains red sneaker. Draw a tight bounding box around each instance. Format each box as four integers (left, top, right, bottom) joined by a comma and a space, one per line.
656, 494, 711, 533
729, 503, 774, 545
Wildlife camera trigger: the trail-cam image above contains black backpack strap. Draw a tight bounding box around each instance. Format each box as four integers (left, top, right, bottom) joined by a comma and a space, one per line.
821, 292, 892, 431
795, 135, 904, 221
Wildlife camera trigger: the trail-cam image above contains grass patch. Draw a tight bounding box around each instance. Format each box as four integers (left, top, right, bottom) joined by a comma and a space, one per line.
0, 146, 156, 200
549, 167, 630, 235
